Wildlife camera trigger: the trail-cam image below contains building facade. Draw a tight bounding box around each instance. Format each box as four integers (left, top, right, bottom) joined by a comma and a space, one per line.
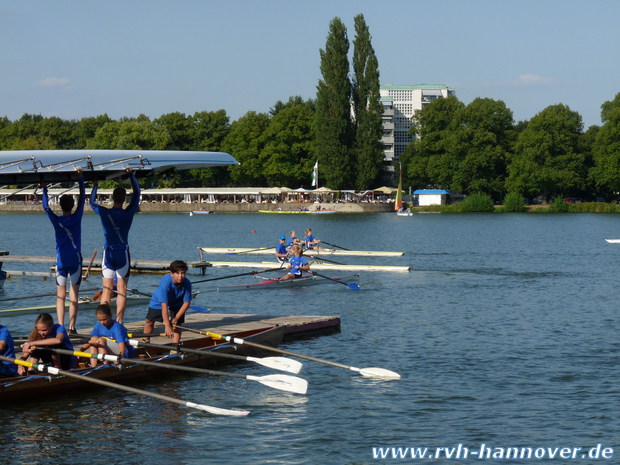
380, 84, 456, 174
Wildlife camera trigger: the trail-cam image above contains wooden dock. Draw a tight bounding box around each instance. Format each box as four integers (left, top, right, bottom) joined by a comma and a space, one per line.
0, 254, 212, 275
121, 312, 340, 343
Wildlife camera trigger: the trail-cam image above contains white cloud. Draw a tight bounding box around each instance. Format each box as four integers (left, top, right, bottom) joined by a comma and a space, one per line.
34, 77, 71, 88
513, 74, 554, 86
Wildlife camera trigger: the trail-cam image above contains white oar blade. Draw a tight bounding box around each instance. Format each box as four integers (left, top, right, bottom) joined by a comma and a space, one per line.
248, 374, 308, 395
187, 402, 250, 416
247, 356, 303, 374
358, 367, 401, 379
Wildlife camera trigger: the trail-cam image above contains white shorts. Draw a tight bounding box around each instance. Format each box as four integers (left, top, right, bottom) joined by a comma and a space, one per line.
56, 266, 82, 287
102, 249, 131, 279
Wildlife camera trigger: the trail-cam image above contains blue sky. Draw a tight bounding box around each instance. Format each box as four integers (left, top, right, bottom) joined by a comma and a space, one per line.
1, 1, 619, 129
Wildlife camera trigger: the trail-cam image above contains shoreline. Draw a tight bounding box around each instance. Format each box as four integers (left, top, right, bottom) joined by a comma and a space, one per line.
0, 202, 394, 214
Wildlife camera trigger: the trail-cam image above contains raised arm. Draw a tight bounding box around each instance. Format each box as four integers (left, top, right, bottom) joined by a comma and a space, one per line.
125, 169, 141, 213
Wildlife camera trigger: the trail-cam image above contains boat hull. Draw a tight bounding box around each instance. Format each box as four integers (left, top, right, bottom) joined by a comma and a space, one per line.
198, 247, 404, 257
217, 274, 359, 292
206, 260, 410, 272
258, 210, 338, 214
0, 325, 286, 403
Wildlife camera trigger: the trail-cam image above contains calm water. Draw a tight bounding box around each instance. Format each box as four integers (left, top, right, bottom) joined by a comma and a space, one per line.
2, 211, 620, 464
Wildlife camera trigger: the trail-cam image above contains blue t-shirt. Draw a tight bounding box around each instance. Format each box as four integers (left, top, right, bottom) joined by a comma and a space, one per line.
276, 243, 287, 255
0, 325, 18, 376
90, 320, 134, 358
90, 174, 140, 251
43, 178, 85, 269
149, 273, 192, 310
305, 234, 316, 249
288, 255, 308, 276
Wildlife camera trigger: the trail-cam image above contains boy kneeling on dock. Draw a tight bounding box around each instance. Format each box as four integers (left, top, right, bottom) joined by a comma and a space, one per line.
143, 260, 192, 344
80, 304, 133, 367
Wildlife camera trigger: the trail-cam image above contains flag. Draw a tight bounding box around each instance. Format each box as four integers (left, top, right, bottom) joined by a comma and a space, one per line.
311, 161, 318, 187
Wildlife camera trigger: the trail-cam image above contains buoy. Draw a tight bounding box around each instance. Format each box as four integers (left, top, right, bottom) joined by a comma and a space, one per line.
251, 230, 256, 233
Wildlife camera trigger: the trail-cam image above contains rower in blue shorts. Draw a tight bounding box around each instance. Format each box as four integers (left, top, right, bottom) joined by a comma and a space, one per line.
41, 167, 85, 333
90, 167, 140, 324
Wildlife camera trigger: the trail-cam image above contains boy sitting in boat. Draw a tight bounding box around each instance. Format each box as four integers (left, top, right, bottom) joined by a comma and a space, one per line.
142, 260, 192, 344
79, 304, 134, 367
277, 245, 309, 281
18, 313, 76, 375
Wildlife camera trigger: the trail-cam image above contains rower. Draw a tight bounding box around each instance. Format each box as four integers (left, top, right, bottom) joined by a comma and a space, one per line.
304, 228, 324, 251
275, 235, 290, 263
277, 245, 309, 281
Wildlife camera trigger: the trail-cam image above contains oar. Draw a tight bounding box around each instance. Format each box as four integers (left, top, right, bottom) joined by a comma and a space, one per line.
191, 266, 285, 284
40, 347, 307, 395
69, 333, 302, 374
226, 247, 275, 255
0, 287, 99, 302
309, 256, 347, 265
0, 354, 249, 416
320, 241, 350, 251
175, 326, 400, 380
311, 271, 360, 290
125, 288, 206, 313
82, 247, 98, 280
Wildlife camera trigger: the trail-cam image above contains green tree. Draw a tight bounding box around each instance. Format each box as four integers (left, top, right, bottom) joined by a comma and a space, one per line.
260, 103, 315, 187
70, 114, 113, 149
270, 96, 315, 118
88, 116, 172, 150
221, 111, 270, 186
190, 109, 230, 151
506, 104, 585, 200
313, 17, 354, 189
352, 14, 384, 190
590, 93, 620, 197
154, 112, 193, 150
401, 96, 465, 190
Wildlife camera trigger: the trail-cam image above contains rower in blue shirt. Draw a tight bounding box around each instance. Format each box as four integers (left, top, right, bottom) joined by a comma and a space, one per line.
277, 245, 309, 281
0, 324, 18, 378
275, 235, 289, 263
41, 167, 85, 333
90, 167, 140, 324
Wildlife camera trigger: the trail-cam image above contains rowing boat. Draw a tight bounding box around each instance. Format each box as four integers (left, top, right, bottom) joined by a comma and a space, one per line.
198, 247, 404, 257
0, 149, 239, 184
0, 290, 152, 318
190, 210, 214, 215
605, 239, 620, 243
258, 210, 338, 214
206, 260, 410, 272
217, 274, 359, 292
0, 325, 286, 402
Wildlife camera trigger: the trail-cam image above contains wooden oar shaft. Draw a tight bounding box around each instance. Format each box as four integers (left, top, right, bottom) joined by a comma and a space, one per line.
130, 339, 266, 365
176, 325, 353, 370
192, 267, 284, 284
83, 247, 98, 280
320, 241, 350, 251
41, 347, 250, 380
0, 287, 99, 302
0, 354, 248, 415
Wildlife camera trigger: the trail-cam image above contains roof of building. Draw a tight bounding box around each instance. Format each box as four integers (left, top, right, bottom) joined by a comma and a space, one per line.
414, 189, 452, 195
380, 84, 455, 90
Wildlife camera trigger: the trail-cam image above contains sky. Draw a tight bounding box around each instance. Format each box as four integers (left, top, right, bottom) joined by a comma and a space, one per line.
1, 0, 619, 129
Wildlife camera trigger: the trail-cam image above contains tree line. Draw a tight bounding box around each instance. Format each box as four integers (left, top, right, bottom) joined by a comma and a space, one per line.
401, 92, 620, 202
1, 12, 618, 198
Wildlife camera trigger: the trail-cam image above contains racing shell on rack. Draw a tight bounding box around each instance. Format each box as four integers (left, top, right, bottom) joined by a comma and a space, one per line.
0, 150, 239, 184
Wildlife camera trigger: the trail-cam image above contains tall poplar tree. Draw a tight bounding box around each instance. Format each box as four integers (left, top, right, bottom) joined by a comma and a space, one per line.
352, 14, 384, 190
314, 17, 354, 189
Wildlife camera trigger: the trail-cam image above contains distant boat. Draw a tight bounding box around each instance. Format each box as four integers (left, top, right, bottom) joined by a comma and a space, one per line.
258, 210, 338, 214
190, 210, 214, 216
396, 211, 413, 217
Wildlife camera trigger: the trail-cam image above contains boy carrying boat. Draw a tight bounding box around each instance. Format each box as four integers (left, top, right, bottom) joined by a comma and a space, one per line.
275, 235, 290, 263
277, 245, 309, 281
90, 167, 140, 324
79, 304, 133, 367
0, 324, 18, 378
40, 167, 85, 334
18, 313, 76, 375
143, 260, 192, 344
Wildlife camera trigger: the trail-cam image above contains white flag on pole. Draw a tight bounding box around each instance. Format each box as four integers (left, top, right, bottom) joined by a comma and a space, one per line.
311, 161, 318, 187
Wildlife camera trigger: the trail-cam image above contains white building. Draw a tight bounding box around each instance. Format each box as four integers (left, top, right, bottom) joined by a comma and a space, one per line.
380, 84, 456, 173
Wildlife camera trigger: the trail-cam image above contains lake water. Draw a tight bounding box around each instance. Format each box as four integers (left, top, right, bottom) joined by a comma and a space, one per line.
2, 211, 620, 464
